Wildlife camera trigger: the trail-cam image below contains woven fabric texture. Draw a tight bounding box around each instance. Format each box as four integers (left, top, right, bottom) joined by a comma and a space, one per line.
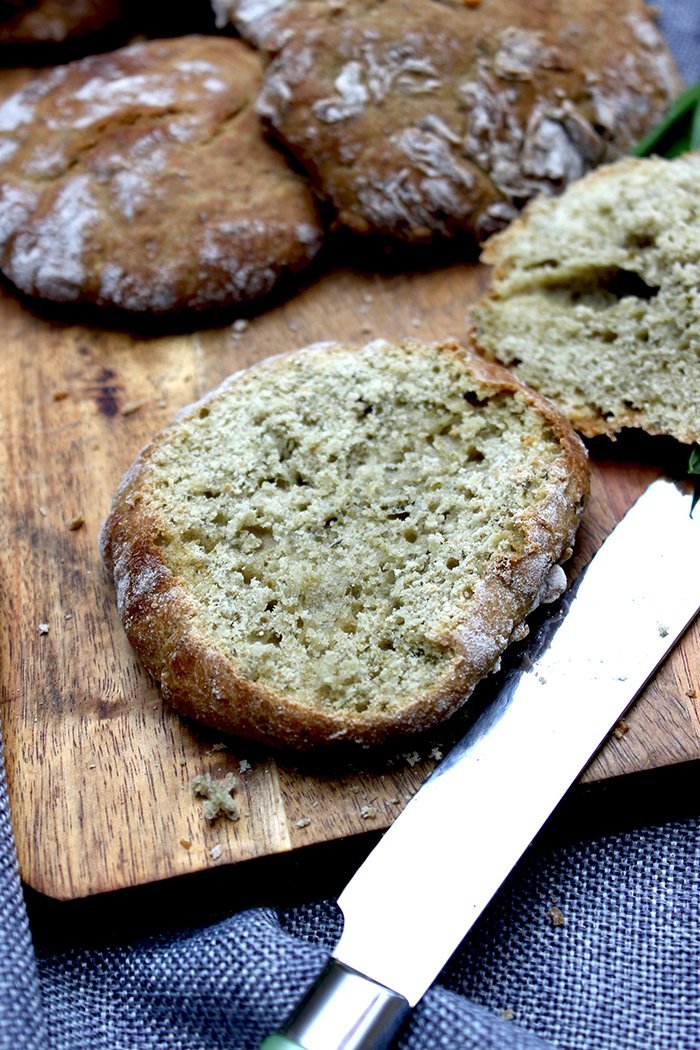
0, 732, 47, 1050
658, 0, 700, 83
25, 818, 700, 1050
1, 3, 699, 1048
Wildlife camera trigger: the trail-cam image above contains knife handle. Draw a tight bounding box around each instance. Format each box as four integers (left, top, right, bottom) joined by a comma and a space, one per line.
259, 1038, 304, 1050
259, 959, 410, 1050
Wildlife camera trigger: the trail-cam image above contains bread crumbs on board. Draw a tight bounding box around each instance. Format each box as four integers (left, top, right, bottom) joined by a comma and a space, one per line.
207, 742, 228, 754
120, 400, 144, 416
192, 772, 239, 822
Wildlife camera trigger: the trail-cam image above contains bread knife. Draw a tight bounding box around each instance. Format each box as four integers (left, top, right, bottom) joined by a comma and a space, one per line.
259, 478, 700, 1050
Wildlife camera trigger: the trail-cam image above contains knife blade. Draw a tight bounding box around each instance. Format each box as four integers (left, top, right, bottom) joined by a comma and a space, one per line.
260, 479, 700, 1050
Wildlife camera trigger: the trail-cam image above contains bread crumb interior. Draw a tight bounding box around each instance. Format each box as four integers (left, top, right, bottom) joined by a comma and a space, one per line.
142, 344, 562, 713
473, 155, 700, 441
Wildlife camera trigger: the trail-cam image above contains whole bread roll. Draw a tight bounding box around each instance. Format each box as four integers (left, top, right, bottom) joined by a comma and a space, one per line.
217, 0, 682, 244
0, 35, 323, 314
101, 338, 589, 750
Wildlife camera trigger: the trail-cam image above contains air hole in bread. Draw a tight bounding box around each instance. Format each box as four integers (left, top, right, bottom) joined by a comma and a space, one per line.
624, 231, 656, 250
463, 390, 489, 407
522, 259, 560, 271
558, 268, 660, 304
598, 268, 659, 301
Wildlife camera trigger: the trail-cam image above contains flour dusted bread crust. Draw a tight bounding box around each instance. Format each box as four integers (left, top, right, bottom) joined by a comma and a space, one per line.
0, 35, 323, 313
220, 0, 680, 244
101, 339, 589, 749
470, 153, 700, 443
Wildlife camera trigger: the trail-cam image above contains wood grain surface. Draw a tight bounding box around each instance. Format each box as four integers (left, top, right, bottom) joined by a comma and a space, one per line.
0, 254, 698, 901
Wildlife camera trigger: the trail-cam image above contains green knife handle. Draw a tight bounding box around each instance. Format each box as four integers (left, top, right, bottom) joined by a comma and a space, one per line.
259, 1038, 305, 1050
258, 959, 410, 1050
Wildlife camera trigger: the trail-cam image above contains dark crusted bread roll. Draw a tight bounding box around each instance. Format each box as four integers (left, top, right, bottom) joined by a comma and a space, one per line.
214, 0, 681, 244
0, 35, 323, 313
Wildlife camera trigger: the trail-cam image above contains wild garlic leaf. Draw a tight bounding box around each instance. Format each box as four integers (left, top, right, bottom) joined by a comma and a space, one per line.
689, 446, 700, 518
632, 82, 700, 158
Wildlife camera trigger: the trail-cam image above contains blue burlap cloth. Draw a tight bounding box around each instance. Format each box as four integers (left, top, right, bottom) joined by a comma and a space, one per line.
1, 6, 699, 1048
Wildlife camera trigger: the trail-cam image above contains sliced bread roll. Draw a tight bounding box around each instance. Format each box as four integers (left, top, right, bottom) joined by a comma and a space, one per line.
100, 339, 589, 749
469, 153, 700, 443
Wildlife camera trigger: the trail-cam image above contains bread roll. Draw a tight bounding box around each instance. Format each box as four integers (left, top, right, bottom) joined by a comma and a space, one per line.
470, 153, 700, 443
101, 338, 589, 749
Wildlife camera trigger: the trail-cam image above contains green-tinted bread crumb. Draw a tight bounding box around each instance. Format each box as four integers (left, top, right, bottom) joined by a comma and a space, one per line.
192, 772, 239, 822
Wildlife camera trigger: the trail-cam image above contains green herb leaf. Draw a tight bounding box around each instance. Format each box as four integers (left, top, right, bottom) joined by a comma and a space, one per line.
689, 445, 700, 518
632, 82, 700, 158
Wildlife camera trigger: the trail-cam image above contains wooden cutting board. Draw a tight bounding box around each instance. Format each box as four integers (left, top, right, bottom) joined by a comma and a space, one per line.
0, 58, 697, 901
0, 252, 698, 902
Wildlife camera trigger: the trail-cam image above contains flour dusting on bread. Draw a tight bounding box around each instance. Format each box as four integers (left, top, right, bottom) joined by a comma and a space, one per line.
0, 35, 323, 313
245, 0, 681, 243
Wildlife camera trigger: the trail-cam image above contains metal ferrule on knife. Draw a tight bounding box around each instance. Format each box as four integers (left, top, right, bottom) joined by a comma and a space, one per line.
272, 960, 409, 1050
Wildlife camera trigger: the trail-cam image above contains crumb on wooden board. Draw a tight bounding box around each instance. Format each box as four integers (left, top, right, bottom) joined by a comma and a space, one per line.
613, 720, 630, 740
192, 772, 239, 822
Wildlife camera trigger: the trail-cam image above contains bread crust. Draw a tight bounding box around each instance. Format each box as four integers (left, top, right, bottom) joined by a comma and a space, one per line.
101, 340, 589, 749
0, 35, 323, 313
244, 0, 681, 244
